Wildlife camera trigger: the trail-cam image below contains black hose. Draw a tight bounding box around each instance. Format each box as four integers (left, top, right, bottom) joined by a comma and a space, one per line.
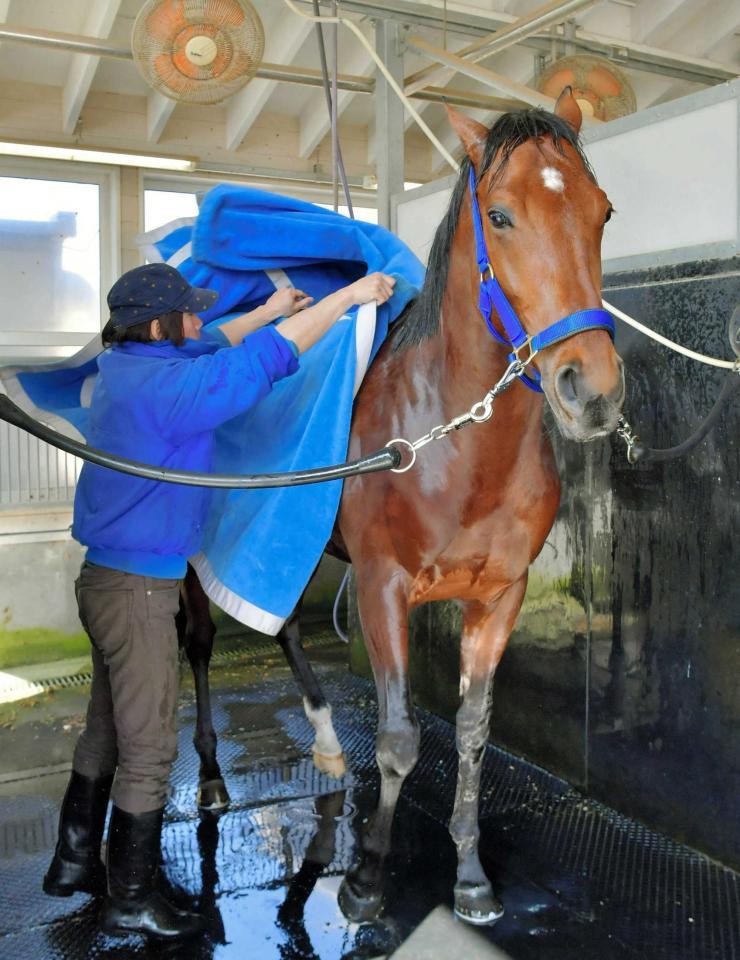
628, 372, 739, 463
0, 393, 401, 487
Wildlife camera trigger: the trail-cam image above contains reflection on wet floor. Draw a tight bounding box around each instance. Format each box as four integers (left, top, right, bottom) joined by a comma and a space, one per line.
0, 645, 738, 959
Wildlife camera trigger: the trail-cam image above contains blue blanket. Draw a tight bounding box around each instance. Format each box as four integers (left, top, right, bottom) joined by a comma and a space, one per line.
1, 185, 424, 634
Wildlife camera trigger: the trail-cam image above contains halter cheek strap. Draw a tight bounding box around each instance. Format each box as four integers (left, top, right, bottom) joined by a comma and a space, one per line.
468, 166, 615, 393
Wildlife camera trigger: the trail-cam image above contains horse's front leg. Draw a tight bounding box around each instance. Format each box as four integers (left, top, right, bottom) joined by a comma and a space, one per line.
180, 564, 230, 813
451, 574, 528, 925
339, 567, 418, 922
275, 596, 346, 777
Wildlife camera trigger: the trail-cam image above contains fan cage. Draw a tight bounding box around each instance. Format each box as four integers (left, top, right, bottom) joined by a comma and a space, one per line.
132, 0, 265, 105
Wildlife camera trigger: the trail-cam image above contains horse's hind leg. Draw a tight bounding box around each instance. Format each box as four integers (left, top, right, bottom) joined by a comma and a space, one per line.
338, 568, 418, 922
450, 575, 528, 925
179, 564, 230, 813
275, 594, 346, 778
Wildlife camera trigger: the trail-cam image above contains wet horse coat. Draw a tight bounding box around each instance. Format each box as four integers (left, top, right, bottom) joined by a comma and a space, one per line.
335, 90, 623, 923
183, 89, 624, 922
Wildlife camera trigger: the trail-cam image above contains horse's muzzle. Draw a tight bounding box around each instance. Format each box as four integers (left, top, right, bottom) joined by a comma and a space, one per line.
550, 358, 625, 441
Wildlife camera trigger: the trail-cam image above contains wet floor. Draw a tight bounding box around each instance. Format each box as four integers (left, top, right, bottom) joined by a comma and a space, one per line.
0, 639, 738, 959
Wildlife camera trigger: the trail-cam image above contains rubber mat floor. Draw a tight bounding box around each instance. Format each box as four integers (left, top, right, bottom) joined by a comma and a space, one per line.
0, 654, 738, 960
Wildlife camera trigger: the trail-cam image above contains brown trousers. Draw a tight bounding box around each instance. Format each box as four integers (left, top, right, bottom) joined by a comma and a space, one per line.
72, 561, 182, 814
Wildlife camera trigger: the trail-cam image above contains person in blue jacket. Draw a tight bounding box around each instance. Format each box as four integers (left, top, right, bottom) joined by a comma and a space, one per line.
43, 261, 395, 941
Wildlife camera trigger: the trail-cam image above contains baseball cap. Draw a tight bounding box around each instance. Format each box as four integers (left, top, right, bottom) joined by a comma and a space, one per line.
107, 263, 219, 329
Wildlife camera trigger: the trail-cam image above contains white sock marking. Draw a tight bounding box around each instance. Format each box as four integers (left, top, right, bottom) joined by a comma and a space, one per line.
303, 699, 343, 756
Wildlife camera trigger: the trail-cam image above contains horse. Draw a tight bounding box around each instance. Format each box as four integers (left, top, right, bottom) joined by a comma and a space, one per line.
181, 87, 625, 924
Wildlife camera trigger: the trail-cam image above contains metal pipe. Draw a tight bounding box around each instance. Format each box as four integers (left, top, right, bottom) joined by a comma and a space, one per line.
405, 0, 603, 95
0, 24, 132, 58
331, 1, 339, 212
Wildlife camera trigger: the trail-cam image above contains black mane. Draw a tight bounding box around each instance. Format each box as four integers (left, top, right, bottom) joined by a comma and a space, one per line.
391, 109, 595, 352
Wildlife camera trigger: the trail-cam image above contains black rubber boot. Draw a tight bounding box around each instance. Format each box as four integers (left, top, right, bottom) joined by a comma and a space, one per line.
43, 770, 114, 897
100, 806, 205, 940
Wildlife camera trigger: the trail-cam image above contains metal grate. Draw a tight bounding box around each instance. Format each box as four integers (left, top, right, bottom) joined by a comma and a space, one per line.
0, 660, 737, 960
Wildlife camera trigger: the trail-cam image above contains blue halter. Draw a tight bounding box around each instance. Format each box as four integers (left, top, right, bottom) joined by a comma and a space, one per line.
468, 165, 615, 393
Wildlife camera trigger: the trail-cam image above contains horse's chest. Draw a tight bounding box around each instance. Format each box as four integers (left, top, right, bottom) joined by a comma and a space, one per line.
408, 515, 530, 606
406, 466, 559, 607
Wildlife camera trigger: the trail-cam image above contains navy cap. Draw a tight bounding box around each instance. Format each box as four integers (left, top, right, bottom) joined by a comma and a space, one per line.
107, 263, 218, 329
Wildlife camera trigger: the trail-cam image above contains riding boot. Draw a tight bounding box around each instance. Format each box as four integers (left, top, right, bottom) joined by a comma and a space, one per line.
100, 805, 205, 939
43, 770, 114, 897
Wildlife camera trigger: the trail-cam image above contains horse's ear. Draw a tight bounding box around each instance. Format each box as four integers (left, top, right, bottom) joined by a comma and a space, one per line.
445, 104, 488, 169
554, 86, 582, 133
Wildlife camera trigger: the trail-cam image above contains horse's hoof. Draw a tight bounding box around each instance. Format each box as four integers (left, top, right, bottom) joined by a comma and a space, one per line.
337, 875, 383, 923
197, 778, 230, 813
453, 881, 504, 926
312, 749, 347, 778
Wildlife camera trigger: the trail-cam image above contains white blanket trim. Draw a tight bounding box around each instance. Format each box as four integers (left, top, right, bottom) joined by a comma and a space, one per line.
190, 551, 286, 636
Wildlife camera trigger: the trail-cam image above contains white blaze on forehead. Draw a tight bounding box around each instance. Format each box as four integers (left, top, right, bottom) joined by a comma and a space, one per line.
542, 166, 564, 193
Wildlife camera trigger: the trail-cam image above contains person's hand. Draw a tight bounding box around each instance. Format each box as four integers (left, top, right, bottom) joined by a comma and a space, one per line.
347, 273, 396, 306
265, 287, 313, 320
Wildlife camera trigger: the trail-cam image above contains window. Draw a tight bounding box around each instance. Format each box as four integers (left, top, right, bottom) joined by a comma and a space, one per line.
144, 188, 199, 233
0, 160, 116, 361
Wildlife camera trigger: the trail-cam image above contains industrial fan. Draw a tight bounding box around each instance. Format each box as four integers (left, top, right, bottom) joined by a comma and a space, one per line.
537, 54, 636, 122
131, 0, 265, 105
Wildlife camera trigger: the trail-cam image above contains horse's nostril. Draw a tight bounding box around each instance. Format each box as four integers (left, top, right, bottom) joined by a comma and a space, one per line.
555, 365, 582, 412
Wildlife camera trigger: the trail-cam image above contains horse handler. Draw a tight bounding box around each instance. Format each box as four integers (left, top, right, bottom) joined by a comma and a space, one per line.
43, 261, 395, 940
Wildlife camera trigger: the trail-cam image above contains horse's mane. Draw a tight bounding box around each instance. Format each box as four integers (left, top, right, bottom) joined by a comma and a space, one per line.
391, 109, 596, 352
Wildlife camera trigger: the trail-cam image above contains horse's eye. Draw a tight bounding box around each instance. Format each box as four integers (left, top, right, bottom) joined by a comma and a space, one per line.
488, 210, 511, 230
604, 207, 614, 224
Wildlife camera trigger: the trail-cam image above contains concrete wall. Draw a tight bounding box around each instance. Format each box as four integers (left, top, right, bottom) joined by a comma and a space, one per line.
0, 529, 84, 635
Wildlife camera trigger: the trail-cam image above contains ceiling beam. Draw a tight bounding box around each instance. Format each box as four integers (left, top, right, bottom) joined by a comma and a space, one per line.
147, 92, 176, 143
62, 0, 123, 136
661, 0, 740, 58
633, 0, 704, 46
646, 0, 740, 105
0, 16, 732, 100
225, 14, 313, 151
405, 36, 562, 112
295, 0, 516, 37
566, 26, 737, 84
404, 0, 604, 96
298, 0, 735, 86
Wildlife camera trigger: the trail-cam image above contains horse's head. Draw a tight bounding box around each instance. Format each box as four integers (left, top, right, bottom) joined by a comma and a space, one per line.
448, 90, 624, 442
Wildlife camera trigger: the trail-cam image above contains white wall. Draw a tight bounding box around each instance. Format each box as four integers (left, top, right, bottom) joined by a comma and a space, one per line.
396, 81, 740, 273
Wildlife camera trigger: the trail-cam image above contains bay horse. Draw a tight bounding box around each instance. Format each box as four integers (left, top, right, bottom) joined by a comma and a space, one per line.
182, 88, 624, 924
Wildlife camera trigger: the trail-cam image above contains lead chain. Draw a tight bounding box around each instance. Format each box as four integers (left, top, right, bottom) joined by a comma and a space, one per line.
387, 359, 525, 474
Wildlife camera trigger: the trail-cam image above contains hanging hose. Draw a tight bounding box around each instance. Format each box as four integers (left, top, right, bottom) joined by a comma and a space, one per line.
618, 370, 740, 464
332, 568, 351, 643
604, 300, 738, 371
0, 393, 400, 487
311, 0, 354, 217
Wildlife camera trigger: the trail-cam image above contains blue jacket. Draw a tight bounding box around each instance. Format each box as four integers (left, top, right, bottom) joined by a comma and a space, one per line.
72, 326, 299, 578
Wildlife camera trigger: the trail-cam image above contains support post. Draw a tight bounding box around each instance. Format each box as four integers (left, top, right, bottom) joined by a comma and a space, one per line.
375, 19, 405, 229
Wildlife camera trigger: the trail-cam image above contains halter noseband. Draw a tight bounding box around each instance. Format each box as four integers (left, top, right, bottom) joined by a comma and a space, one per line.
468, 165, 615, 393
